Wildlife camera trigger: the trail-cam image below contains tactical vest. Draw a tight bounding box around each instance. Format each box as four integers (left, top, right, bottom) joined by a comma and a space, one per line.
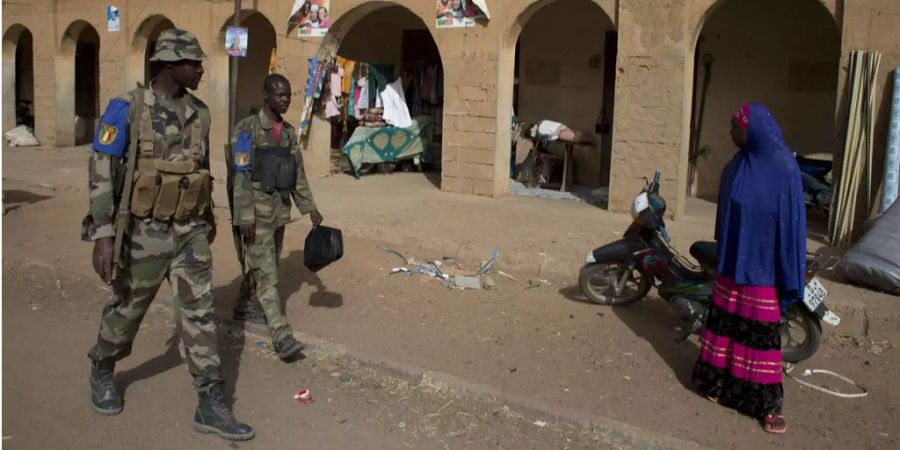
129, 90, 212, 222
250, 116, 296, 194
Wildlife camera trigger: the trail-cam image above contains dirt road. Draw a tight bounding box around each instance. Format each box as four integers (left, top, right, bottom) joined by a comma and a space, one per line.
3, 146, 900, 449
2, 261, 619, 449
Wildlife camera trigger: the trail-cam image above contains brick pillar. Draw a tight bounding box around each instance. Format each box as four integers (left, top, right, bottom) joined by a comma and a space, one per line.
438, 28, 503, 196
610, 0, 691, 217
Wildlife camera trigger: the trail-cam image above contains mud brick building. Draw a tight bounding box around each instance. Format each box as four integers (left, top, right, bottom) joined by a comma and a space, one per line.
4, 0, 900, 216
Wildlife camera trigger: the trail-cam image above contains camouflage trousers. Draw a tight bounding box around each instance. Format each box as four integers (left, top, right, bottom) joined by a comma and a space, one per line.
235, 225, 293, 344
88, 219, 223, 393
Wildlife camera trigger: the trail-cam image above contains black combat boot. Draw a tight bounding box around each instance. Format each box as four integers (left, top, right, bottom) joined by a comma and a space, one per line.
89, 359, 123, 415
232, 300, 267, 325
274, 335, 306, 362
193, 385, 255, 441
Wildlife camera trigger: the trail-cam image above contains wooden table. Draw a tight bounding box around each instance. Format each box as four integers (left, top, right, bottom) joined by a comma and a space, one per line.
558, 135, 598, 192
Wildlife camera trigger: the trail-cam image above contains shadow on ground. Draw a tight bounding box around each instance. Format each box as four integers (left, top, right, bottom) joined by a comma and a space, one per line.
612, 298, 700, 391
3, 189, 53, 215
280, 249, 344, 309
558, 285, 593, 305
117, 332, 184, 399
116, 297, 249, 410
560, 282, 700, 390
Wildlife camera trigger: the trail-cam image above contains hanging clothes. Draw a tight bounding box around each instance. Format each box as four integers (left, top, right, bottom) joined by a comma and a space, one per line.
403, 64, 419, 117
300, 56, 331, 137
353, 63, 369, 116
324, 65, 343, 119
368, 64, 394, 106
357, 79, 369, 111
312, 59, 328, 100
304, 57, 319, 98
337, 57, 355, 95
346, 74, 357, 119
381, 77, 413, 128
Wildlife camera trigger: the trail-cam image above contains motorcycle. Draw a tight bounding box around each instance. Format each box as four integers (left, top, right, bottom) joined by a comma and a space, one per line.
578, 171, 841, 363
796, 154, 833, 213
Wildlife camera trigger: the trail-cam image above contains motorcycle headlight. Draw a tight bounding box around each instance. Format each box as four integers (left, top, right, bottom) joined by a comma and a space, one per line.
631, 192, 650, 219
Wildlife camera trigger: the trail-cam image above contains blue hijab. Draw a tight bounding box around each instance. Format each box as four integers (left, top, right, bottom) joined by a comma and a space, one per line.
715, 104, 807, 310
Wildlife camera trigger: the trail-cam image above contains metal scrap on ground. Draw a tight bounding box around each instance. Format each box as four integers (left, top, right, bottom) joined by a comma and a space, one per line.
383, 247, 499, 290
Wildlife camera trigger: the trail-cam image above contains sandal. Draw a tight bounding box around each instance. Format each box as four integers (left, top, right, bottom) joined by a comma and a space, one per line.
762, 414, 787, 434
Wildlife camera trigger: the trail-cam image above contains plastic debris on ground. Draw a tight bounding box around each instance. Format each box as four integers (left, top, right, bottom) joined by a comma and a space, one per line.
4, 125, 40, 147
453, 275, 482, 290
498, 271, 528, 287
255, 340, 266, 349
383, 247, 499, 290
294, 389, 314, 404
528, 279, 552, 289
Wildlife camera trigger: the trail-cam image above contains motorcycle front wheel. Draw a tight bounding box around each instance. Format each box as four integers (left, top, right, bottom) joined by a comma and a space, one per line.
781, 303, 823, 363
579, 262, 651, 306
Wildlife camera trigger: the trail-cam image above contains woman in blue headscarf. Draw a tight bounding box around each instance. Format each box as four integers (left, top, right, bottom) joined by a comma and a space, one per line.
692, 104, 807, 434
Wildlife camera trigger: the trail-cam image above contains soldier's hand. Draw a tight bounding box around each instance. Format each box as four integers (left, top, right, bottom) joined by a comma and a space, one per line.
310, 210, 324, 228
92, 237, 115, 284
207, 220, 217, 245
239, 223, 256, 246
205, 210, 217, 244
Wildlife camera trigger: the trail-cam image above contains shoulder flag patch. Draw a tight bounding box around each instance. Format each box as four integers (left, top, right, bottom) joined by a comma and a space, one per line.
93, 98, 130, 157
233, 131, 252, 172
98, 123, 118, 145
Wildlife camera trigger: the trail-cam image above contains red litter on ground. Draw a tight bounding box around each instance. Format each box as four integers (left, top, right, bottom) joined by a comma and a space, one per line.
294, 389, 314, 404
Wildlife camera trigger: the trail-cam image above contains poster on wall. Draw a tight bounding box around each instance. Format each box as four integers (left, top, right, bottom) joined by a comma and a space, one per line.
107, 5, 120, 32
225, 26, 248, 57
436, 0, 489, 28
288, 0, 331, 37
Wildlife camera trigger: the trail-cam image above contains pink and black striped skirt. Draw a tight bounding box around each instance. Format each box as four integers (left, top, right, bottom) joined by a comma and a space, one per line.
692, 275, 783, 418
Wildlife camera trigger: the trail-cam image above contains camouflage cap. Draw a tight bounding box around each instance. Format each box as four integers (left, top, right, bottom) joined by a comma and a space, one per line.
150, 29, 207, 62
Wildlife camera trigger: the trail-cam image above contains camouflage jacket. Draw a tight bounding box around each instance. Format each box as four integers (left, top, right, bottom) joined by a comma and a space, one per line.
85, 84, 212, 241
229, 111, 316, 228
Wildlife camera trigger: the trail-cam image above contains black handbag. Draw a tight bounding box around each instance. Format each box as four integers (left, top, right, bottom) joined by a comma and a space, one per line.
304, 226, 344, 272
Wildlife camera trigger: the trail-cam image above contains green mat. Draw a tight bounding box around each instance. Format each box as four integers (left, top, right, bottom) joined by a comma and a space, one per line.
342, 116, 434, 178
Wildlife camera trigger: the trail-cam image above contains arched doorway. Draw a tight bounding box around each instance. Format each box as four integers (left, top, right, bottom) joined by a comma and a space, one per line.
507, 0, 616, 203
688, 0, 841, 201
223, 11, 277, 123
57, 21, 100, 146
327, 4, 444, 180
2, 25, 34, 134
130, 15, 175, 88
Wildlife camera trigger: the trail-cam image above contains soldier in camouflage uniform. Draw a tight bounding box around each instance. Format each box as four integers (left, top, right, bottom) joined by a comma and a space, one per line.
83, 29, 254, 441
229, 73, 323, 362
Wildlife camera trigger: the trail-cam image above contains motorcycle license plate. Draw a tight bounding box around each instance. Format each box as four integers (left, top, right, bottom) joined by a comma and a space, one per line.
803, 277, 828, 312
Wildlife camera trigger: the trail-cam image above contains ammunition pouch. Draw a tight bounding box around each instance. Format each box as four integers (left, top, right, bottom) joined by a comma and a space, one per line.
130, 160, 211, 222
251, 146, 296, 194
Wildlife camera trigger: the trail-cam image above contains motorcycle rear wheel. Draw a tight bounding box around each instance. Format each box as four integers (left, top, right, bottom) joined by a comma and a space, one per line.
579, 263, 651, 306
781, 303, 823, 363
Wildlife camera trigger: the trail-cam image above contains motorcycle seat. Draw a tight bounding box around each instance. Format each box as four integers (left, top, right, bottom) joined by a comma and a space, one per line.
690, 241, 718, 271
